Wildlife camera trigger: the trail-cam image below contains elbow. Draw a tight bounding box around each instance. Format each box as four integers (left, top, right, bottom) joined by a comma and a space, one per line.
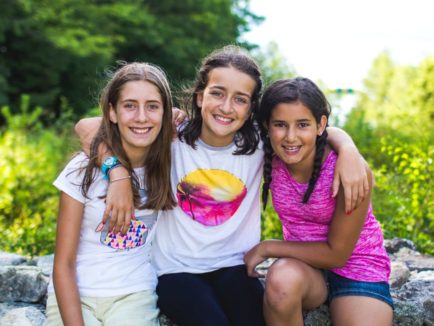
326, 244, 351, 268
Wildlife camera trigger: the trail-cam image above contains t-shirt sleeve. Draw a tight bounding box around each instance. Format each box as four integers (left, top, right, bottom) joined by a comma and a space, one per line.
53, 153, 89, 204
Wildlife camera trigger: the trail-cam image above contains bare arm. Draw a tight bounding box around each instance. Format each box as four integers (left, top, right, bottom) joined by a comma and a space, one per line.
75, 117, 133, 234
52, 193, 85, 326
327, 127, 370, 213
244, 169, 373, 277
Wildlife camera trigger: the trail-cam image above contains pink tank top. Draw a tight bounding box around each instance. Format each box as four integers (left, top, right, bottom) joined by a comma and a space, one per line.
270, 151, 390, 282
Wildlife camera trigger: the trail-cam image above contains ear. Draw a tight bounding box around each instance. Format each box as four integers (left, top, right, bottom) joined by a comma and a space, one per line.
196, 92, 203, 108
262, 121, 269, 131
109, 103, 118, 124
318, 115, 327, 136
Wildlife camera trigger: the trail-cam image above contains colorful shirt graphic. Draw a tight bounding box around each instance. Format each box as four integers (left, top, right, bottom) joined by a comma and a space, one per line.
177, 169, 247, 226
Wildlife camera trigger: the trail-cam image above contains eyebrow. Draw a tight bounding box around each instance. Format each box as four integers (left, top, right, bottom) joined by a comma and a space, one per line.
209, 85, 251, 98
120, 99, 161, 103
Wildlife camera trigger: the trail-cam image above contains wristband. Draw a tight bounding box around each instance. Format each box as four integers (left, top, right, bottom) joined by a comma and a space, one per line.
101, 156, 121, 180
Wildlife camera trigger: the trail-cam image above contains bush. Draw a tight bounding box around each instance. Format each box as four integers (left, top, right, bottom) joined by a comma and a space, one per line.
0, 97, 77, 256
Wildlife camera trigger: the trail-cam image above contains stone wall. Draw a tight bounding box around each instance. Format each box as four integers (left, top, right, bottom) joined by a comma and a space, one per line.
0, 238, 433, 325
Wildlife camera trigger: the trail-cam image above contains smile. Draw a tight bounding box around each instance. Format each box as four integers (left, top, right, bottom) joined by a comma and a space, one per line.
213, 114, 233, 124
130, 127, 151, 134
282, 145, 301, 153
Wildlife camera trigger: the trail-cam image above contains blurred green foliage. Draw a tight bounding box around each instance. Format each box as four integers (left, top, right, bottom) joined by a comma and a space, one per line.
341, 53, 434, 254
0, 96, 76, 256
0, 0, 262, 120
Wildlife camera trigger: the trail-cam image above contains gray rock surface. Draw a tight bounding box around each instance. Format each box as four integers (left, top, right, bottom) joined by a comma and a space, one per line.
0, 238, 432, 325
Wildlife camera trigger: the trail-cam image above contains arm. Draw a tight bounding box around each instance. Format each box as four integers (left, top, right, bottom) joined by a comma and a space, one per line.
327, 127, 370, 213
75, 117, 133, 234
244, 169, 373, 277
52, 193, 85, 326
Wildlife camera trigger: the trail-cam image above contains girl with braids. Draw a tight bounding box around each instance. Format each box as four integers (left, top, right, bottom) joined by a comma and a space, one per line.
245, 77, 393, 326
75, 46, 371, 326
46, 62, 175, 326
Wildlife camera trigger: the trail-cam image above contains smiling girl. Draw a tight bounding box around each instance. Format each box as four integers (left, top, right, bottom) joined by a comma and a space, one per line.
246, 77, 393, 326
45, 63, 175, 326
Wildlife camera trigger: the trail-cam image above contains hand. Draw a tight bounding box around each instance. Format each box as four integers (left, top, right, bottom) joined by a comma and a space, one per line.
172, 107, 186, 136
332, 147, 370, 213
102, 167, 134, 235
244, 243, 268, 278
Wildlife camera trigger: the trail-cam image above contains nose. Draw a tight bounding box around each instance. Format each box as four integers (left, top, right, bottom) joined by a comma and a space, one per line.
285, 127, 296, 142
219, 98, 232, 114
136, 107, 148, 122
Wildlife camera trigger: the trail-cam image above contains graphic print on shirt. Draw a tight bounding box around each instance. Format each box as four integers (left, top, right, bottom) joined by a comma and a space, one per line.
99, 213, 157, 250
177, 169, 247, 226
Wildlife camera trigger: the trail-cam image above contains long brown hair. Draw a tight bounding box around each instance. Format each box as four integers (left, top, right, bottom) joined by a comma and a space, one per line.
82, 62, 175, 210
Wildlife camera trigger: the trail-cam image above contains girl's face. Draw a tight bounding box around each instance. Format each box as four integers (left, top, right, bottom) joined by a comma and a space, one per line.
109, 80, 164, 166
268, 101, 327, 176
197, 66, 255, 147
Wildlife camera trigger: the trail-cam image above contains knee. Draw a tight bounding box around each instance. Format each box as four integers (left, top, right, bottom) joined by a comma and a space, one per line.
265, 259, 307, 307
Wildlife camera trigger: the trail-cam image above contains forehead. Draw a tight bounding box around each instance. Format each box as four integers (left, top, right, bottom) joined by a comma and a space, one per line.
207, 67, 256, 95
271, 101, 315, 120
118, 80, 162, 102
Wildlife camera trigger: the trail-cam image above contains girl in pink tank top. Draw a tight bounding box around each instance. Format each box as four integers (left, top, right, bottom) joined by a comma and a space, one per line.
245, 77, 393, 325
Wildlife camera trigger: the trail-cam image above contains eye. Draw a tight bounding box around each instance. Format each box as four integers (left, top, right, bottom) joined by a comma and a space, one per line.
124, 102, 136, 110
272, 122, 286, 128
210, 90, 223, 98
298, 122, 309, 128
147, 103, 160, 111
234, 96, 249, 105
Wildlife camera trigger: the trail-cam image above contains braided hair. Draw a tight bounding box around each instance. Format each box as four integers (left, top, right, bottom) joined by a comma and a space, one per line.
254, 77, 331, 208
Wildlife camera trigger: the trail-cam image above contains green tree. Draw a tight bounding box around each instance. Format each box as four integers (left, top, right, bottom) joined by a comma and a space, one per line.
251, 41, 296, 87
0, 0, 262, 120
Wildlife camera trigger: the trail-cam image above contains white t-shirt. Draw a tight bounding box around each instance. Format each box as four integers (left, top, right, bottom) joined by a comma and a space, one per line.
48, 153, 158, 297
152, 138, 264, 275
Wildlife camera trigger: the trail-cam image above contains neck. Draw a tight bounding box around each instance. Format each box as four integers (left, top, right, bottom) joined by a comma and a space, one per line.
286, 149, 316, 184
126, 149, 149, 168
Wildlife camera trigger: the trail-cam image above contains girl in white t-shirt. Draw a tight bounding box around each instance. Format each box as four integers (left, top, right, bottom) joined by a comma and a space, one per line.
46, 63, 175, 326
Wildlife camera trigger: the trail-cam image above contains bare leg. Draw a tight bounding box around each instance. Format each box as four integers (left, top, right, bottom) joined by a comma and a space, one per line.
263, 258, 327, 326
330, 296, 393, 326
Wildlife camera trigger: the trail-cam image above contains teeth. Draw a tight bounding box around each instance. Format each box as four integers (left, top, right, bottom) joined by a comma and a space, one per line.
283, 145, 300, 151
131, 128, 150, 134
214, 115, 232, 123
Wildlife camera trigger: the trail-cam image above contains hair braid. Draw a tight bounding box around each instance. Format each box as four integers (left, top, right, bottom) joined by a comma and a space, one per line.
262, 135, 274, 209
303, 130, 328, 203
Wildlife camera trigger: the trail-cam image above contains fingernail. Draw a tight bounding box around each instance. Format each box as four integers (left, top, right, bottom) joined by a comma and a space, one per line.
95, 222, 104, 232
346, 210, 352, 215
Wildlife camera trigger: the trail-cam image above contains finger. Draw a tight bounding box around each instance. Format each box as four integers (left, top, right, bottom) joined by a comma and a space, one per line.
332, 174, 340, 198
351, 186, 359, 212
102, 205, 111, 225
109, 208, 118, 232
122, 211, 131, 235
356, 181, 365, 208
365, 174, 371, 194
344, 187, 352, 214
114, 215, 125, 235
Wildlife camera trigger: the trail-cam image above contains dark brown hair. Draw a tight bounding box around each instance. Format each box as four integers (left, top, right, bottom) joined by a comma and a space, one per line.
178, 45, 262, 155
256, 77, 331, 208
82, 62, 175, 210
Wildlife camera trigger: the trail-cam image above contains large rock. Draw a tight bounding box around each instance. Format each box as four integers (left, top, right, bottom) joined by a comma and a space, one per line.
0, 238, 433, 325
0, 266, 48, 303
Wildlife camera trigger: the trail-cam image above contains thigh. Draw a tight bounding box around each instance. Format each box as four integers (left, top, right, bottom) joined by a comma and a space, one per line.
157, 272, 229, 326
330, 296, 393, 326
212, 265, 265, 326
103, 290, 160, 326
45, 292, 100, 326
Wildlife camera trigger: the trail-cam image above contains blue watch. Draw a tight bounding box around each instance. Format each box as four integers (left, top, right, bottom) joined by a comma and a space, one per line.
101, 156, 121, 180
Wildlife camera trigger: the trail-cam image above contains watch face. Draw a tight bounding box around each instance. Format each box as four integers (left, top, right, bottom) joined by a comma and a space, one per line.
104, 157, 117, 166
